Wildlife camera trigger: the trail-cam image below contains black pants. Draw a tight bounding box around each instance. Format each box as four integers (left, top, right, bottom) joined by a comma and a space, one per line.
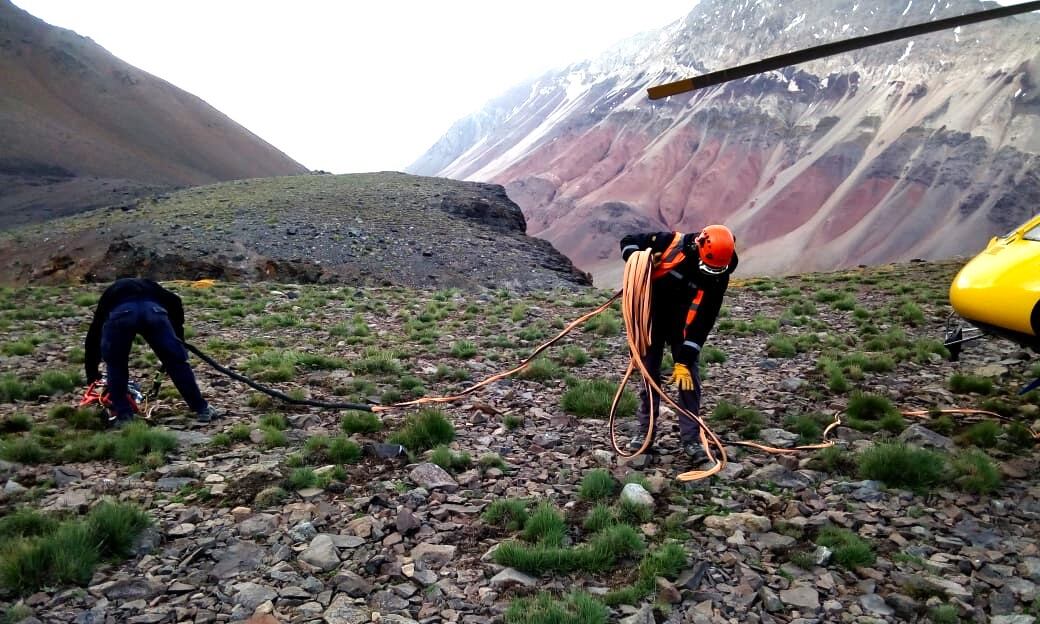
638, 328, 702, 443
100, 300, 207, 418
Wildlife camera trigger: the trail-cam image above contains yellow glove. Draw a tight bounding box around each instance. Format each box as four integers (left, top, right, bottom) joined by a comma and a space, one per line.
671, 363, 695, 391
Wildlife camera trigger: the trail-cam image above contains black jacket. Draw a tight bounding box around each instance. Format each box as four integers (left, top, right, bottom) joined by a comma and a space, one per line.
84, 278, 185, 382
620, 231, 737, 365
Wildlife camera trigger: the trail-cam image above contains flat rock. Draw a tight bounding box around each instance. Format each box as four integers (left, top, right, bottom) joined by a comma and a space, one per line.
759, 428, 799, 448
898, 424, 954, 450
859, 593, 893, 616
300, 534, 340, 572
323, 594, 369, 624
239, 513, 279, 539
779, 586, 820, 611
704, 513, 771, 534
233, 582, 277, 611
408, 462, 458, 491
209, 541, 265, 580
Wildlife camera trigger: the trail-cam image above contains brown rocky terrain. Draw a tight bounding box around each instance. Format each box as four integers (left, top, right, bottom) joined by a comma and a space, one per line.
408, 0, 1040, 285
0, 0, 308, 229
0, 172, 591, 291
0, 259, 1038, 623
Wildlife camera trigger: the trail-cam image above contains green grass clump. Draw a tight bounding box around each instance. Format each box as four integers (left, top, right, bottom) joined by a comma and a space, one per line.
811, 446, 857, 475
228, 423, 251, 442
49, 405, 106, 430
0, 437, 48, 464
113, 422, 177, 466
857, 443, 946, 490
845, 392, 901, 432
517, 357, 562, 381
504, 591, 608, 624
478, 453, 506, 470
483, 499, 529, 531
0, 414, 31, 434
582, 505, 614, 534
603, 542, 687, 606
948, 373, 993, 395
352, 349, 403, 375
387, 408, 454, 452
495, 524, 644, 574
289, 468, 318, 490
558, 346, 589, 367
340, 410, 382, 434
522, 503, 567, 547
259, 413, 288, 430
712, 400, 765, 438
815, 526, 875, 569
928, 604, 960, 624
561, 379, 636, 418
950, 450, 1001, 494
583, 311, 620, 336
616, 498, 652, 524
958, 421, 1000, 448
0, 509, 58, 540
700, 346, 727, 364
784, 412, 833, 445
450, 340, 478, 359
578, 469, 616, 502
87, 501, 152, 558
429, 445, 471, 472
328, 436, 362, 464
765, 335, 797, 358
0, 501, 150, 596
261, 427, 288, 449
503, 414, 523, 430
2, 341, 34, 357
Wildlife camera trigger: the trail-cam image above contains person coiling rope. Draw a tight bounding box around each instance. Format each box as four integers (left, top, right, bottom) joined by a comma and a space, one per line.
618, 225, 737, 463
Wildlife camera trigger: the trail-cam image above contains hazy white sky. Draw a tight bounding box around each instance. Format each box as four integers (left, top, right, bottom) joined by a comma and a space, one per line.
12, 1, 695, 173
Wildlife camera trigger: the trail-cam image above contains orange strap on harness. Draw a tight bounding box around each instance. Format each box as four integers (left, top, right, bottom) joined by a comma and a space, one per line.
650, 232, 687, 280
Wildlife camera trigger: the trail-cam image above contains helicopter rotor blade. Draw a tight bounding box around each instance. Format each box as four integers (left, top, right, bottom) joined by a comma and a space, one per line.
647, 1, 1040, 100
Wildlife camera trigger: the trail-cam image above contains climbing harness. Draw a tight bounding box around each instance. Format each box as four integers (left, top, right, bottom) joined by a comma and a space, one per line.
78, 374, 159, 422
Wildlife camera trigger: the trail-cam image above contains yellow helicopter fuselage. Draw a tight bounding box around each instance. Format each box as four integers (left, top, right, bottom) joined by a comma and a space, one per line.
949, 213, 1040, 350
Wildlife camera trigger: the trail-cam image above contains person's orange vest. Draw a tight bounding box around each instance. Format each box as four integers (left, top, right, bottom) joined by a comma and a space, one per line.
650, 232, 687, 280
650, 232, 705, 327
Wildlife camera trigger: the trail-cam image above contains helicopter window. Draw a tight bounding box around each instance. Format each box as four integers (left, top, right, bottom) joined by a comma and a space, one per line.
1025, 223, 1040, 242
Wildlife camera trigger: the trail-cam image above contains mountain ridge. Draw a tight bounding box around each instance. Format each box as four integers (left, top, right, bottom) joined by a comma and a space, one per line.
409, 0, 1040, 283
0, 0, 308, 228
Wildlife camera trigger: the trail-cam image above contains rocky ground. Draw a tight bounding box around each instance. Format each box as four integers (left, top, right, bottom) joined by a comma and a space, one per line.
0, 173, 590, 291
0, 259, 1037, 624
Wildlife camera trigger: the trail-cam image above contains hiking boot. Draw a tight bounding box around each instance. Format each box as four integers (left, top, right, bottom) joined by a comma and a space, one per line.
196, 406, 221, 423
111, 414, 134, 429
627, 427, 653, 452
681, 440, 708, 465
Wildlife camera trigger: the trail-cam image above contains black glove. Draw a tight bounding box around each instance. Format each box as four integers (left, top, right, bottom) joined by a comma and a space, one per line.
620, 235, 640, 261
677, 344, 700, 366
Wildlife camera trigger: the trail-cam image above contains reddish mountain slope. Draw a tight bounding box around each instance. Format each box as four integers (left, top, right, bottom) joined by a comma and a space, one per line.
409, 0, 1040, 283
0, 0, 308, 228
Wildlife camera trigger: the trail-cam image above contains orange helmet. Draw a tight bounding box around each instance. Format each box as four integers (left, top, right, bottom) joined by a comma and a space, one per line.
695, 225, 735, 275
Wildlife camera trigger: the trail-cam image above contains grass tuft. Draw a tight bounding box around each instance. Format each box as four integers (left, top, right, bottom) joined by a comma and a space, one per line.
578, 469, 616, 502
387, 408, 454, 452
857, 443, 945, 490
815, 526, 875, 569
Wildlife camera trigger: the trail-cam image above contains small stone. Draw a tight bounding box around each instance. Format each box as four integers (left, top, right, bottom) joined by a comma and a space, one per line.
620, 483, 654, 507
300, 534, 340, 572
396, 509, 421, 534
489, 568, 538, 588
155, 477, 197, 491
167, 523, 195, 537
898, 425, 955, 451
410, 542, 456, 567
759, 428, 799, 448
656, 577, 681, 604
3, 480, 27, 494
233, 582, 277, 611
859, 593, 894, 616
290, 521, 318, 542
